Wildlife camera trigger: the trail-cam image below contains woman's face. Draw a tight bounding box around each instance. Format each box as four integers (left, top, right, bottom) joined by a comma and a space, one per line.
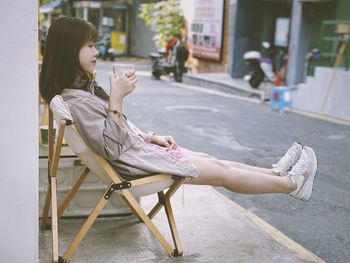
79, 42, 99, 74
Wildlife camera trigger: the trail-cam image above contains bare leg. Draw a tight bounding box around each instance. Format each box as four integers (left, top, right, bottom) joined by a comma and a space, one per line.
185, 154, 295, 195
221, 160, 277, 176
181, 148, 277, 176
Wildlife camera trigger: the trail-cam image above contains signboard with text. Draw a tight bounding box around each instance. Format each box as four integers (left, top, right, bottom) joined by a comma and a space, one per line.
182, 0, 225, 61
274, 18, 290, 47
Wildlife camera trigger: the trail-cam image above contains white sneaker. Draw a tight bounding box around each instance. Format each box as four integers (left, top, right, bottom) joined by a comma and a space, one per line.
272, 142, 303, 176
288, 146, 317, 201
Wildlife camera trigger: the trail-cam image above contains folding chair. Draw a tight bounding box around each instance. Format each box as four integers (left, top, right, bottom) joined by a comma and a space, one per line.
40, 95, 185, 263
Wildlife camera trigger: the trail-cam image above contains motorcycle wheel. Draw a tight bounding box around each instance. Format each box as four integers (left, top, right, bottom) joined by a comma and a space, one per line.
249, 71, 264, 89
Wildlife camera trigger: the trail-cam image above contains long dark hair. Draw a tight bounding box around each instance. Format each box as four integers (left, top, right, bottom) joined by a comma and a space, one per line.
39, 17, 98, 103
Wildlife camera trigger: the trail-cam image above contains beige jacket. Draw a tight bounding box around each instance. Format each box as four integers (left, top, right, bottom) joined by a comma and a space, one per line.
60, 88, 199, 180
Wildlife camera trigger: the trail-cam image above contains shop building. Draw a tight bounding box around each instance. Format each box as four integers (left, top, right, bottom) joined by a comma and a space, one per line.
73, 1, 131, 56
181, 0, 349, 121
182, 0, 348, 82
288, 0, 350, 121
40, 0, 158, 57
229, 0, 292, 79
40, 0, 134, 56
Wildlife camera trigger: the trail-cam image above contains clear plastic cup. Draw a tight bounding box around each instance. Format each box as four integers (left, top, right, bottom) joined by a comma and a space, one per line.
112, 63, 135, 77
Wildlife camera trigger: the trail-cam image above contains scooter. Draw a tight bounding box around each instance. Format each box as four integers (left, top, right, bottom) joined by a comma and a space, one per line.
97, 33, 117, 61
243, 42, 275, 89
149, 40, 188, 82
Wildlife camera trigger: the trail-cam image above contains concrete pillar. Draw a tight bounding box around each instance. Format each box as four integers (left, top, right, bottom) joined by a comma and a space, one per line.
228, 0, 238, 77
287, 0, 310, 85
229, 0, 263, 78
0, 0, 38, 261
129, 0, 157, 57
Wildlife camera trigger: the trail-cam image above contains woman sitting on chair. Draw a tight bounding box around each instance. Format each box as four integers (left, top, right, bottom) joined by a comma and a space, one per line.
39, 17, 317, 202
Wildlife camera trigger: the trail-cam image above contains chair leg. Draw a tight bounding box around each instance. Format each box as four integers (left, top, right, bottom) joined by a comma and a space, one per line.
57, 167, 89, 220
163, 192, 183, 256
42, 167, 90, 232
122, 190, 175, 256
148, 179, 184, 219
61, 186, 110, 262
51, 177, 59, 263
41, 185, 52, 230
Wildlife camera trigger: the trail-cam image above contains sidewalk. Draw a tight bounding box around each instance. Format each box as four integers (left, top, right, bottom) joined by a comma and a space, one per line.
39, 185, 324, 263
183, 72, 264, 101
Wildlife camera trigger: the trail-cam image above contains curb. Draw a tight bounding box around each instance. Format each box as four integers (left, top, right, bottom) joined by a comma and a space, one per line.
183, 74, 263, 100
286, 108, 350, 127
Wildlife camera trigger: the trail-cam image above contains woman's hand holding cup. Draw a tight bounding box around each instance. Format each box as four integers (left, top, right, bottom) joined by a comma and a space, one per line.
109, 64, 137, 100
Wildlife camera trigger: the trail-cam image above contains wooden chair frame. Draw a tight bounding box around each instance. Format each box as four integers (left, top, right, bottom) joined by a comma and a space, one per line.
40, 108, 185, 263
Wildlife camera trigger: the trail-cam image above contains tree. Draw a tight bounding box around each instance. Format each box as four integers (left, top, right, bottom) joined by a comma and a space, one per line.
39, 0, 53, 6
139, 0, 185, 48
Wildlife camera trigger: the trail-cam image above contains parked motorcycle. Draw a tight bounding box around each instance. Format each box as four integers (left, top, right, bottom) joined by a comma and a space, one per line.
97, 33, 117, 61
243, 42, 275, 89
149, 39, 189, 82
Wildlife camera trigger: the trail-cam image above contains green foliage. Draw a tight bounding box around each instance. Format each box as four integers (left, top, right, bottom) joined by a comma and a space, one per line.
40, 0, 53, 6
139, 0, 185, 48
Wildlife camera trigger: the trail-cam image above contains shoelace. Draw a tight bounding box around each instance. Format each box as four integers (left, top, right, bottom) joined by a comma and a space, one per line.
289, 156, 307, 177
288, 158, 306, 193
277, 149, 299, 171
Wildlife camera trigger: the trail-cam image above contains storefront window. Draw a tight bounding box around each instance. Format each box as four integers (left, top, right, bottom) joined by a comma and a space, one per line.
103, 9, 125, 32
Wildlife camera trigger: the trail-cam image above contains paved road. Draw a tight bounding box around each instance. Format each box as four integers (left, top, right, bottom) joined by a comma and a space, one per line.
96, 61, 350, 263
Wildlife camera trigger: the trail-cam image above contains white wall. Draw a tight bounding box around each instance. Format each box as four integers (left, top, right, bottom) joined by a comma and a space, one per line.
293, 67, 350, 122
0, 1, 38, 262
